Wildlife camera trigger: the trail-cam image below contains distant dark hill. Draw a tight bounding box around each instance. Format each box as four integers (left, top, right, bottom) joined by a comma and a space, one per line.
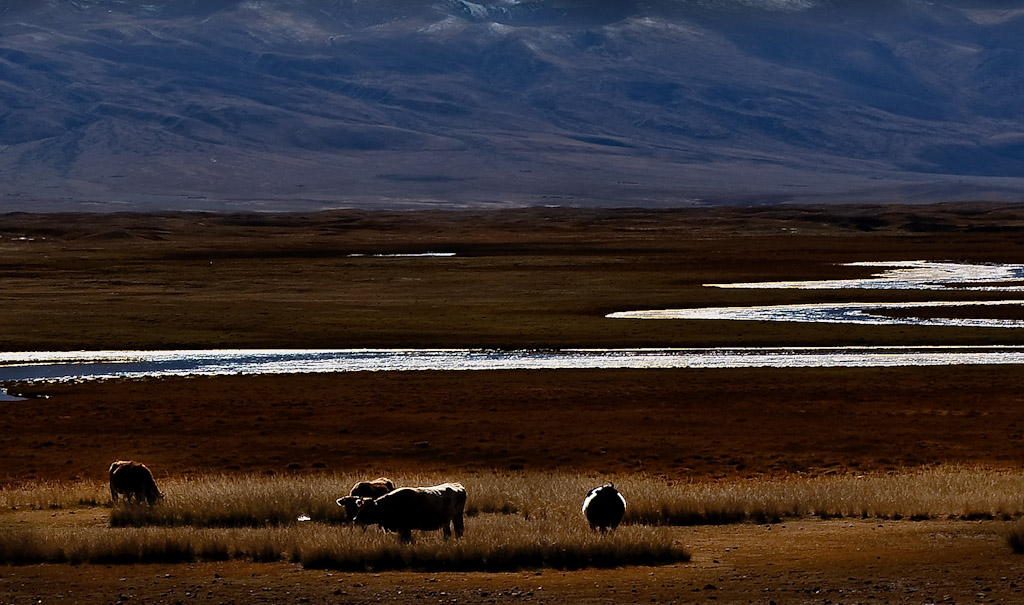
2, 0, 1024, 211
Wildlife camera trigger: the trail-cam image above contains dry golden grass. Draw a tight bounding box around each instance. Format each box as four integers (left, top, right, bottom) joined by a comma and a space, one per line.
0, 519, 687, 570
5, 467, 1024, 526
0, 480, 107, 511
4, 467, 1023, 569
619, 466, 1024, 524
97, 467, 1024, 528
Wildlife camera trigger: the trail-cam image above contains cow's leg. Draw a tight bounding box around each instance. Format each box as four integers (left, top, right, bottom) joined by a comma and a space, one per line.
110, 488, 118, 503
453, 514, 464, 538
442, 523, 452, 539
399, 528, 413, 544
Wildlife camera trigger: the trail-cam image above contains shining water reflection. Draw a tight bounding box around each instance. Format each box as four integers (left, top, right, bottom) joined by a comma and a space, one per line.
706, 260, 1024, 291
611, 261, 1024, 327
0, 389, 24, 401
5, 347, 1024, 383
607, 300, 1024, 328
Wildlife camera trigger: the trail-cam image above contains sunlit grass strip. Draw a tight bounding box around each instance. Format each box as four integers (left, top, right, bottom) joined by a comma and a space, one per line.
0, 519, 689, 570
108, 473, 354, 527
620, 467, 1024, 525
0, 480, 107, 511
4, 466, 1024, 528
302, 517, 688, 571
104, 471, 526, 528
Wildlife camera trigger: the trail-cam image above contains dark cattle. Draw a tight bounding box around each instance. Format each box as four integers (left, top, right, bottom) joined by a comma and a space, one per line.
336, 477, 395, 521
109, 460, 163, 505
582, 482, 626, 531
353, 482, 466, 543
350, 477, 395, 498
337, 495, 371, 521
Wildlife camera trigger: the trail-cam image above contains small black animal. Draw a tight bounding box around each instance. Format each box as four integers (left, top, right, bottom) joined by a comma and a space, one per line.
582, 482, 626, 531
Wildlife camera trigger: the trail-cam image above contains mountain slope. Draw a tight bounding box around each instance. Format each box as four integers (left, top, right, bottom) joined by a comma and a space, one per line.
2, 0, 1024, 211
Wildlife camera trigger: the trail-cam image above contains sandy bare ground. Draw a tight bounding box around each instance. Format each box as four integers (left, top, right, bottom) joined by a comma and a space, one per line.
5, 204, 1024, 602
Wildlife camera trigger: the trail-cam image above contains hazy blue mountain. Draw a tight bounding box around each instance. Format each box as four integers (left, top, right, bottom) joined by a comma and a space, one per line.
2, 0, 1024, 211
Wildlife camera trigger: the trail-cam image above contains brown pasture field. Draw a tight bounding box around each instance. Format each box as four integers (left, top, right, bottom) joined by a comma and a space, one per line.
5, 203, 1024, 602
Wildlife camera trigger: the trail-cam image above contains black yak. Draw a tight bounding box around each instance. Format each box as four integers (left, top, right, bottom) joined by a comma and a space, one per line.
353, 482, 466, 543
582, 482, 626, 531
109, 460, 163, 505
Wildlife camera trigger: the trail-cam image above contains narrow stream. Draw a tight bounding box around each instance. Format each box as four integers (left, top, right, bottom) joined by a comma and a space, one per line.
5, 346, 1024, 385
610, 261, 1024, 327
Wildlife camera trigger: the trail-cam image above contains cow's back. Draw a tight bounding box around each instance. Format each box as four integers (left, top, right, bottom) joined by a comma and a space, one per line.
350, 477, 395, 499
378, 483, 466, 532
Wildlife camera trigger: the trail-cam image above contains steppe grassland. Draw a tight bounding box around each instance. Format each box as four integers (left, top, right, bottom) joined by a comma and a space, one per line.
3, 467, 1024, 568
3, 467, 1022, 526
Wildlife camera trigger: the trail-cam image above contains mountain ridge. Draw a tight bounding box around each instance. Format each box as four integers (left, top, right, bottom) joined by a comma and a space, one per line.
2, 0, 1024, 211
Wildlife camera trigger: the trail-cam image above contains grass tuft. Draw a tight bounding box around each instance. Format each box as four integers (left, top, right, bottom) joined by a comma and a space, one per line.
0, 523, 689, 570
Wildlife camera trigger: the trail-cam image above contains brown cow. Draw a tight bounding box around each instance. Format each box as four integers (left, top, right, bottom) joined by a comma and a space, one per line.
109, 460, 164, 505
336, 477, 395, 521
353, 482, 466, 543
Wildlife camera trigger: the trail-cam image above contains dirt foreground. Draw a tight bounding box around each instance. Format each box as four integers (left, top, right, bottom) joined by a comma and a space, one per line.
2, 517, 1022, 604
5, 204, 1024, 603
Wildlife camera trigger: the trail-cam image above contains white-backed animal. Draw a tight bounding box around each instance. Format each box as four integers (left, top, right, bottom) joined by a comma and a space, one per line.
582, 482, 626, 531
353, 482, 466, 543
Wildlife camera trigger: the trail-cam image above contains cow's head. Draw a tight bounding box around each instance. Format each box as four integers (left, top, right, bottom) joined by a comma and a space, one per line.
336, 495, 363, 520
352, 497, 380, 527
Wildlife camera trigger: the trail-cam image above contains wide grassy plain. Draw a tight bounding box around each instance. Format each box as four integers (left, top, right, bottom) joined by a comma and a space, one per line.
5, 203, 1024, 602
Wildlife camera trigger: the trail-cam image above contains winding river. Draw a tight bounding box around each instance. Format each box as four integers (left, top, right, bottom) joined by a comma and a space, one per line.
5, 262, 1024, 392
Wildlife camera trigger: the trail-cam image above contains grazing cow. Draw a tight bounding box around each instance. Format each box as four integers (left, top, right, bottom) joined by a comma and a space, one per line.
336, 477, 396, 521
109, 460, 164, 505
353, 482, 466, 543
582, 482, 626, 531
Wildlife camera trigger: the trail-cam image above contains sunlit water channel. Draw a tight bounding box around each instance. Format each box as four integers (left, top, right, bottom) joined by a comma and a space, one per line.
5, 347, 1024, 387
6, 262, 1024, 393
608, 300, 1024, 327
609, 261, 1024, 327
706, 260, 1024, 291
